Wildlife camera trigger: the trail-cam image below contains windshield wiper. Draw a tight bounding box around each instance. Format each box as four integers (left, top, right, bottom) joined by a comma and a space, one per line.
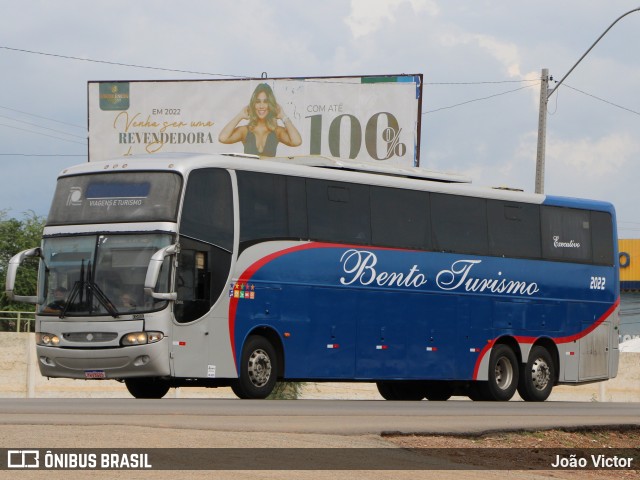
86, 261, 119, 318
59, 259, 85, 319
59, 260, 120, 318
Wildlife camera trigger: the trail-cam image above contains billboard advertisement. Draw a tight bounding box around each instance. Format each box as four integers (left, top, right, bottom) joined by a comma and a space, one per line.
87, 74, 422, 167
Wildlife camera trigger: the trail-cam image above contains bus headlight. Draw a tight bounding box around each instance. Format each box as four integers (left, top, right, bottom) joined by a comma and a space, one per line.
121, 331, 164, 346
36, 333, 60, 346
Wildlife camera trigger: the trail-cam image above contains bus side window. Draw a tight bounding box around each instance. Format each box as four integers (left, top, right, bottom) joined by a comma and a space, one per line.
306, 179, 371, 245
487, 201, 541, 259
176, 168, 233, 323
236, 172, 308, 251
431, 193, 488, 255
591, 211, 614, 266
175, 247, 211, 323
541, 206, 592, 263
371, 186, 431, 250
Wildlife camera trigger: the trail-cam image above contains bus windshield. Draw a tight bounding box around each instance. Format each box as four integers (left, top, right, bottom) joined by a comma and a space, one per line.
38, 233, 173, 317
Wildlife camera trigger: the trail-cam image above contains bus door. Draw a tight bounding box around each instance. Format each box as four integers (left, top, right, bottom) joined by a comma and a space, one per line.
171, 241, 234, 379
171, 167, 235, 379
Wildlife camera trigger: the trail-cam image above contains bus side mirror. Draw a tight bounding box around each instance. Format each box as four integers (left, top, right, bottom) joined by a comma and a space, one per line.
5, 247, 42, 304
144, 244, 179, 301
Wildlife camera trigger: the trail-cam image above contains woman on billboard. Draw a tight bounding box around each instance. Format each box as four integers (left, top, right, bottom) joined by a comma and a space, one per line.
218, 83, 302, 157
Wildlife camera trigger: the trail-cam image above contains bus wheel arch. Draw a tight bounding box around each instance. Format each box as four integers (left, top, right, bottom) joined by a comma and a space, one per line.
248, 326, 285, 378
475, 339, 520, 401
231, 328, 283, 399
518, 340, 557, 402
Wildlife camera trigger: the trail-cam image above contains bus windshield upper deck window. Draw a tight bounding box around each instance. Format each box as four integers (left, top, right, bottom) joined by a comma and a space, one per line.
46, 172, 182, 225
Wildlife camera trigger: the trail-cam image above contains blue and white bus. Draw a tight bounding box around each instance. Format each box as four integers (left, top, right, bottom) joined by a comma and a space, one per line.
6, 154, 619, 401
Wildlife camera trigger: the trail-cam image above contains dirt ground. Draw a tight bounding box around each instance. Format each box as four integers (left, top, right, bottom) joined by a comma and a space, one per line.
386, 426, 640, 478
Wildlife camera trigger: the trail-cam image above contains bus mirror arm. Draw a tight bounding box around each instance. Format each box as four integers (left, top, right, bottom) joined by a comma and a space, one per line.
144, 244, 179, 301
5, 247, 42, 304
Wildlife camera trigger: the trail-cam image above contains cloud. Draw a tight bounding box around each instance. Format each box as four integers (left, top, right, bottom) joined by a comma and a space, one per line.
542, 132, 640, 228
548, 132, 638, 176
437, 30, 523, 78
345, 0, 439, 38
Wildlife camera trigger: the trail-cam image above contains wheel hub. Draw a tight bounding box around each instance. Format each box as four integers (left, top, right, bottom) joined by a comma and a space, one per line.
495, 357, 514, 391
247, 349, 272, 387
531, 358, 550, 391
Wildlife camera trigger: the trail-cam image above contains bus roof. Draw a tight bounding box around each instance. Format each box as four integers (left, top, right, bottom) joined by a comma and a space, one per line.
61, 153, 470, 183
56, 153, 612, 211
266, 155, 472, 183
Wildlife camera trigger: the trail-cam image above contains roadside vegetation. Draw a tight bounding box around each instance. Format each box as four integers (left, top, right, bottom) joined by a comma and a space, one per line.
0, 210, 46, 311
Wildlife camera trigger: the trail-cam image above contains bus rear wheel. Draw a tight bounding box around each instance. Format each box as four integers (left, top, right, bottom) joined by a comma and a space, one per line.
376, 381, 425, 401
475, 344, 519, 401
231, 335, 278, 399
423, 381, 453, 401
517, 346, 555, 402
124, 378, 170, 399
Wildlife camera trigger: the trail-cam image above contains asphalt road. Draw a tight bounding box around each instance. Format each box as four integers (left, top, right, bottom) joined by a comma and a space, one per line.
1, 398, 639, 434
1, 399, 638, 479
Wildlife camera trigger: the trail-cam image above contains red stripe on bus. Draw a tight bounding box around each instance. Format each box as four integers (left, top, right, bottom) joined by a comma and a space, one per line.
471, 297, 620, 380
228, 242, 332, 370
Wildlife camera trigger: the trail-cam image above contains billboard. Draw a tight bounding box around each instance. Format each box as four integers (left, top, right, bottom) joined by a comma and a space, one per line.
620, 239, 640, 291
87, 74, 422, 167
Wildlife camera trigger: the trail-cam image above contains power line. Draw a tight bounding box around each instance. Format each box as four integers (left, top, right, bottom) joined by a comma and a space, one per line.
0, 114, 86, 140
425, 79, 540, 85
0, 153, 85, 157
0, 45, 250, 78
561, 83, 640, 117
3, 45, 548, 87
0, 122, 86, 145
423, 83, 539, 114
0, 105, 84, 129
4, 44, 637, 133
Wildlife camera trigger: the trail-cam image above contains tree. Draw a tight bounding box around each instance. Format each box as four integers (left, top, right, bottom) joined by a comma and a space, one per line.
0, 210, 46, 311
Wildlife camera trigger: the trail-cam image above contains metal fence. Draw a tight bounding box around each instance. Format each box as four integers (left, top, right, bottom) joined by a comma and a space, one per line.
0, 311, 36, 332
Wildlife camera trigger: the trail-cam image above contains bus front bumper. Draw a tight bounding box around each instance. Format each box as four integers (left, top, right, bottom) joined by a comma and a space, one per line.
36, 340, 171, 380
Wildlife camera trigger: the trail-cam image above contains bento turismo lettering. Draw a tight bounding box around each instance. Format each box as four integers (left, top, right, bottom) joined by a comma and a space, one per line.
339, 249, 427, 288
436, 259, 540, 296
339, 250, 540, 297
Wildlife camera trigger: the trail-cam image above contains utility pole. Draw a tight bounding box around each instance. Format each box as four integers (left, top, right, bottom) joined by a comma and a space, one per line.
535, 69, 549, 195
533, 7, 640, 195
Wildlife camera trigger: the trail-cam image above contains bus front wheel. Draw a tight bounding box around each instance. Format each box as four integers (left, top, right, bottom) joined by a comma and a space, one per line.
124, 378, 170, 399
475, 344, 519, 401
231, 335, 278, 399
517, 346, 554, 402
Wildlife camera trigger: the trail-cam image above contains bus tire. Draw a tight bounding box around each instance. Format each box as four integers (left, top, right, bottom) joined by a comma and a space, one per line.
231, 335, 278, 399
477, 344, 519, 401
376, 381, 397, 400
467, 383, 487, 401
517, 345, 554, 402
424, 381, 453, 401
124, 378, 170, 399
376, 381, 425, 401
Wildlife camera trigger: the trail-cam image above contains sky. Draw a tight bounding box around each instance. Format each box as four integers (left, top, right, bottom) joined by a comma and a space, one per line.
1, 0, 639, 238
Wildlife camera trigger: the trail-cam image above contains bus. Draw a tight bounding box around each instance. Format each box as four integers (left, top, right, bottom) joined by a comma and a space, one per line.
6, 153, 619, 401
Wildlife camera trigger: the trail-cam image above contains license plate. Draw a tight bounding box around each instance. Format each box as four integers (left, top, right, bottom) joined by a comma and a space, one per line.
84, 370, 106, 379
